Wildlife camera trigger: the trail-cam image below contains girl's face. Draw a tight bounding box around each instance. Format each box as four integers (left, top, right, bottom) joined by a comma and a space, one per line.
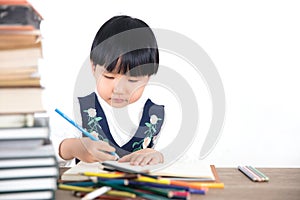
93, 65, 149, 108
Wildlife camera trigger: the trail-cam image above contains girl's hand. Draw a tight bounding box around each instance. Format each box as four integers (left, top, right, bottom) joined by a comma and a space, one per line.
118, 148, 164, 166
59, 138, 117, 163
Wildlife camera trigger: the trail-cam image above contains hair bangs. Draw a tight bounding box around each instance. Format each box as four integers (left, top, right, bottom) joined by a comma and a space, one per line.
103, 48, 158, 77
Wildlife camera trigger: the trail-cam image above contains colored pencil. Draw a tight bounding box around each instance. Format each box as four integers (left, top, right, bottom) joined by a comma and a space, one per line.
107, 190, 136, 198
98, 174, 140, 180
101, 162, 159, 179
128, 180, 207, 195
64, 181, 96, 187
188, 188, 206, 195
136, 176, 170, 184
58, 184, 94, 192
129, 180, 189, 190
81, 186, 111, 200
73, 192, 142, 200
137, 172, 160, 180
247, 166, 269, 182
170, 190, 190, 198
170, 180, 223, 189
136, 176, 221, 189
238, 166, 260, 182
82, 172, 124, 178
55, 108, 119, 159
96, 180, 170, 200
243, 166, 264, 182
102, 179, 129, 185
129, 185, 171, 198
192, 182, 224, 189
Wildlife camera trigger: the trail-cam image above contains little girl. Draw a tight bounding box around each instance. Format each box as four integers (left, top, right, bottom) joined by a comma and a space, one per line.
57, 15, 164, 166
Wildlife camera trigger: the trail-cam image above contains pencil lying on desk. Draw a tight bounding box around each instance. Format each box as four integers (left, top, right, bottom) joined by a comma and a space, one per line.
238, 166, 269, 182
247, 166, 269, 182
238, 166, 260, 181
136, 176, 223, 189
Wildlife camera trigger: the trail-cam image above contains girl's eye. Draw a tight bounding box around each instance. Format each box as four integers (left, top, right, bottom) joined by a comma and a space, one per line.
103, 75, 114, 79
128, 79, 139, 83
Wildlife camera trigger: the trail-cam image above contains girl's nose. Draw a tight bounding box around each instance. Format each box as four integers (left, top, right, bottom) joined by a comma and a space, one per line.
113, 77, 125, 93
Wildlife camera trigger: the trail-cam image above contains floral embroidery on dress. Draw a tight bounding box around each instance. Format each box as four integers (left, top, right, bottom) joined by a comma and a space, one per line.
132, 114, 162, 151
83, 108, 108, 142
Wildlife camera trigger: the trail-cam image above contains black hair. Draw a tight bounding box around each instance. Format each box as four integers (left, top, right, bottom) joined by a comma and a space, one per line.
90, 15, 159, 76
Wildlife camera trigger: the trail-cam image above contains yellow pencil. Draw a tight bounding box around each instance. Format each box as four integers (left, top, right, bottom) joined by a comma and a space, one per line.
136, 176, 224, 189
136, 176, 170, 184
171, 180, 224, 189
58, 184, 94, 192
107, 190, 136, 198
82, 172, 124, 178
197, 182, 225, 189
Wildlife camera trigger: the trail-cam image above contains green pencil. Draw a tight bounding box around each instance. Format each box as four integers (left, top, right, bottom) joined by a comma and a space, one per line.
131, 185, 189, 199
131, 185, 171, 198
96, 180, 170, 200
247, 166, 269, 182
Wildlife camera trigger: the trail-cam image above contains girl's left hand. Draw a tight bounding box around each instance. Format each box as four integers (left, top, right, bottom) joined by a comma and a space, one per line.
118, 148, 164, 166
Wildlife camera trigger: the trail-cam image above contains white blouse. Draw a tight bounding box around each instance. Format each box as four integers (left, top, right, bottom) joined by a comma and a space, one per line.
50, 86, 182, 167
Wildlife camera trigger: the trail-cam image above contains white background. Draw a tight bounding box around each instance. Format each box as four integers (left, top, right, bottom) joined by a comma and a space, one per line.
29, 0, 300, 167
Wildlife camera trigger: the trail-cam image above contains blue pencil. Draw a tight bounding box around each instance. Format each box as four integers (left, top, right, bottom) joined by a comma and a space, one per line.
128, 180, 206, 194
128, 180, 189, 190
55, 108, 119, 159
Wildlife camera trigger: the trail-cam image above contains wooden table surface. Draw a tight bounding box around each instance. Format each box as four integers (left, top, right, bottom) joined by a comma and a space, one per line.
56, 168, 300, 200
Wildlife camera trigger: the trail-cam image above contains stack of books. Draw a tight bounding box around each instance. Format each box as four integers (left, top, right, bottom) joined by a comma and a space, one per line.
0, 0, 43, 118
0, 1, 58, 199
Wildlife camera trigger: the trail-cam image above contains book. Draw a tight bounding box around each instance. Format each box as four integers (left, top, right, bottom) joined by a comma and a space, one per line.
0, 139, 46, 149
0, 190, 54, 200
0, 87, 45, 114
0, 113, 34, 128
0, 31, 41, 49
0, 126, 49, 140
0, 77, 41, 87
0, 144, 56, 159
0, 157, 57, 169
0, 166, 58, 180
0, 41, 42, 68
0, 177, 57, 193
61, 161, 108, 181
0, 112, 49, 148
0, 0, 42, 30
102, 160, 165, 173
0, 67, 38, 80
0, 111, 47, 128
61, 160, 216, 182
150, 160, 216, 181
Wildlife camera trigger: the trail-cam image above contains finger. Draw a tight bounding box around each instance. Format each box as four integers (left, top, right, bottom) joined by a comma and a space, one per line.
92, 150, 117, 162
96, 141, 116, 152
140, 155, 152, 166
148, 156, 160, 165
118, 154, 132, 162
130, 154, 144, 166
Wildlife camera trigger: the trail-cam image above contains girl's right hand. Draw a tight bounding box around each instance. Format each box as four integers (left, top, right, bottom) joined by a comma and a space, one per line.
78, 137, 117, 162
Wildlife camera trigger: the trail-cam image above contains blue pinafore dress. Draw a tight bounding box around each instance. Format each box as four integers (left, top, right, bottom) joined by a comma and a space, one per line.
77, 92, 164, 162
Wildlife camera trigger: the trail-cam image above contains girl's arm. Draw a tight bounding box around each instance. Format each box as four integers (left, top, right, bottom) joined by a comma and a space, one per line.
59, 137, 117, 163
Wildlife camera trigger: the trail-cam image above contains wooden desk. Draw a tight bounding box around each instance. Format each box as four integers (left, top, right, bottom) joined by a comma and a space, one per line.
56, 168, 300, 200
